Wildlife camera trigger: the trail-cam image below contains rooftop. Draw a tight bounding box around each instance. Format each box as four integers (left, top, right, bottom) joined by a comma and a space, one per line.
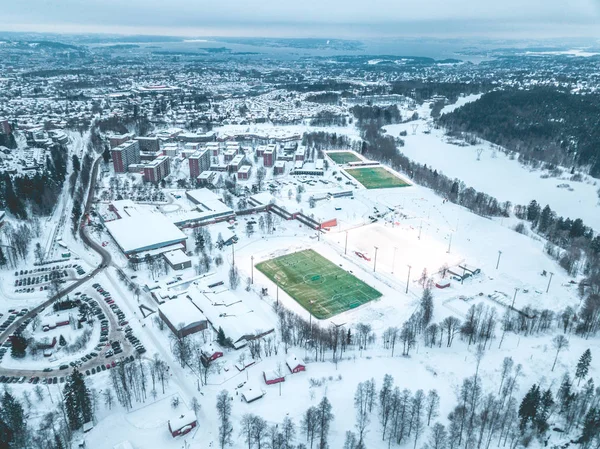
105, 210, 186, 254
159, 297, 206, 330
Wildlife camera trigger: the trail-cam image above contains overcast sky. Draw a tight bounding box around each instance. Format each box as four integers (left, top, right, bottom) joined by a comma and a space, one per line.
2, 0, 600, 38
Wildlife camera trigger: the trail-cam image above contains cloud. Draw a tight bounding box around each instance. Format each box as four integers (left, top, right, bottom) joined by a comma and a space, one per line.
2, 0, 599, 37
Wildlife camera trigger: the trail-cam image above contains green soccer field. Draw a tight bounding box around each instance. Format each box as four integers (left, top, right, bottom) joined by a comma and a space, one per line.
345, 167, 411, 189
256, 249, 382, 319
327, 151, 362, 164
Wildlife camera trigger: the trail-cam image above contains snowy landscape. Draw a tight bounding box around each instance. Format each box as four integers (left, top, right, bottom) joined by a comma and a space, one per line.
0, 26, 600, 449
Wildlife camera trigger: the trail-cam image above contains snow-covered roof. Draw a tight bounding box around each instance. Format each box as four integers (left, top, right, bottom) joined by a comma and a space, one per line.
159, 297, 206, 330
241, 386, 264, 403
188, 287, 273, 343
41, 310, 72, 327
105, 211, 186, 254
201, 342, 222, 355
263, 369, 283, 381
286, 354, 305, 369
238, 165, 251, 174
169, 412, 196, 432
163, 249, 191, 266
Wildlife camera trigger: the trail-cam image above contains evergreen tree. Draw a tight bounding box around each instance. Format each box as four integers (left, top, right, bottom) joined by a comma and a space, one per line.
538, 205, 553, 233
526, 200, 541, 224
59, 335, 67, 347
102, 146, 111, 164
420, 288, 434, 328
1, 391, 27, 448
10, 333, 28, 358
217, 327, 227, 346
575, 349, 592, 385
0, 246, 7, 268
518, 384, 540, 431
3, 173, 24, 218
63, 369, 93, 430
535, 389, 554, 435
579, 407, 600, 448
557, 373, 574, 412
72, 154, 81, 172
0, 414, 12, 449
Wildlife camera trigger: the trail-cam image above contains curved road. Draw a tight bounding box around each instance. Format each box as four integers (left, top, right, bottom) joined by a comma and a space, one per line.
0, 156, 114, 375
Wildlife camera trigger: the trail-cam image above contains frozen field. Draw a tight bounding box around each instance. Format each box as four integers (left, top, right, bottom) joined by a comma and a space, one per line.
383, 121, 600, 230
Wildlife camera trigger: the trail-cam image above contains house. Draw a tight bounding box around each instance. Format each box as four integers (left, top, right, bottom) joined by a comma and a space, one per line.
200, 343, 224, 364
435, 279, 451, 289
168, 413, 197, 437
241, 386, 265, 403
158, 297, 208, 338
163, 249, 192, 271
286, 354, 306, 374
263, 370, 285, 385
83, 421, 94, 433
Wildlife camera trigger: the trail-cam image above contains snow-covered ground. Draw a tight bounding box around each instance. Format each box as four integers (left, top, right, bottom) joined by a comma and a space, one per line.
384, 122, 600, 230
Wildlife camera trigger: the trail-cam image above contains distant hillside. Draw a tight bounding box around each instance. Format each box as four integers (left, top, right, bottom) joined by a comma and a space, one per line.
438, 88, 600, 177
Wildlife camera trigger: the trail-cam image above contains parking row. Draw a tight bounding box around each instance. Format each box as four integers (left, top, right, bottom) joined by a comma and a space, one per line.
0, 313, 32, 363
0, 355, 138, 385
91, 283, 146, 357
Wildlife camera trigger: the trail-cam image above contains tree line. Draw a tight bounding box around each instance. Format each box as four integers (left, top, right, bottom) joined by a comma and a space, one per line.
438, 88, 600, 177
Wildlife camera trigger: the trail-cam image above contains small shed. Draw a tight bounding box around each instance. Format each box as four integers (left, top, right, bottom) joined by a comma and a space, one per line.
435, 279, 451, 289
201, 342, 224, 364
82, 421, 94, 433
168, 413, 197, 437
241, 387, 265, 403
286, 354, 306, 374
263, 370, 285, 385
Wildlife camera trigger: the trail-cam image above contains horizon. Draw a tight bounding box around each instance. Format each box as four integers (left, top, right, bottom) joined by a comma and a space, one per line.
2, 0, 600, 40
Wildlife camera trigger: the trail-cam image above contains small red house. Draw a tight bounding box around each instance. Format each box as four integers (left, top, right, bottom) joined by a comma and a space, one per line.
168, 413, 197, 437
263, 370, 285, 385
201, 343, 223, 364
286, 354, 306, 374
435, 279, 451, 289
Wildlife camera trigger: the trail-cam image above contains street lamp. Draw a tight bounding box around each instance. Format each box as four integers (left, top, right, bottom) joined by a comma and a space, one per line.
546, 272, 554, 293
511, 287, 519, 309
406, 265, 412, 294
373, 246, 379, 273
496, 251, 502, 270
344, 231, 348, 255
251, 255, 254, 284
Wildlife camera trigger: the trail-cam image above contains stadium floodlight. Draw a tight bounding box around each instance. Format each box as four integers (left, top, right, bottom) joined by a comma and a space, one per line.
546, 272, 554, 293
373, 246, 379, 272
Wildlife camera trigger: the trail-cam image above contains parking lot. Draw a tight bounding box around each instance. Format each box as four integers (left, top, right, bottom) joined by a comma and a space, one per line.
0, 280, 147, 381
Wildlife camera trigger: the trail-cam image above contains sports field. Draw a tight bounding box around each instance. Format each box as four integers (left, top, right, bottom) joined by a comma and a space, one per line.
256, 249, 381, 319
327, 151, 362, 164
346, 167, 410, 189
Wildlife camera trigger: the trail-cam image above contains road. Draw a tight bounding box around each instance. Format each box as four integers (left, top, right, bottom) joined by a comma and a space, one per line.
0, 156, 115, 376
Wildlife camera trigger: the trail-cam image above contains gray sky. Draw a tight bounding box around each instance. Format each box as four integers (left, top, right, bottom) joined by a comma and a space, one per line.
3, 0, 600, 38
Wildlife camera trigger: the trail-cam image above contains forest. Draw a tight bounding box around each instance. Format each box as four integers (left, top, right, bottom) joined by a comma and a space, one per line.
438, 88, 600, 177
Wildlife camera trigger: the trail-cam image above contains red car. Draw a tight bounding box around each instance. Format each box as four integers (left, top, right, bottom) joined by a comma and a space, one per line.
354, 251, 371, 261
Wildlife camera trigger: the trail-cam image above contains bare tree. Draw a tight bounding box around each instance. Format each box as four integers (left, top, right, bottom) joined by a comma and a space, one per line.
551, 335, 569, 371
426, 390, 440, 426
216, 390, 233, 449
